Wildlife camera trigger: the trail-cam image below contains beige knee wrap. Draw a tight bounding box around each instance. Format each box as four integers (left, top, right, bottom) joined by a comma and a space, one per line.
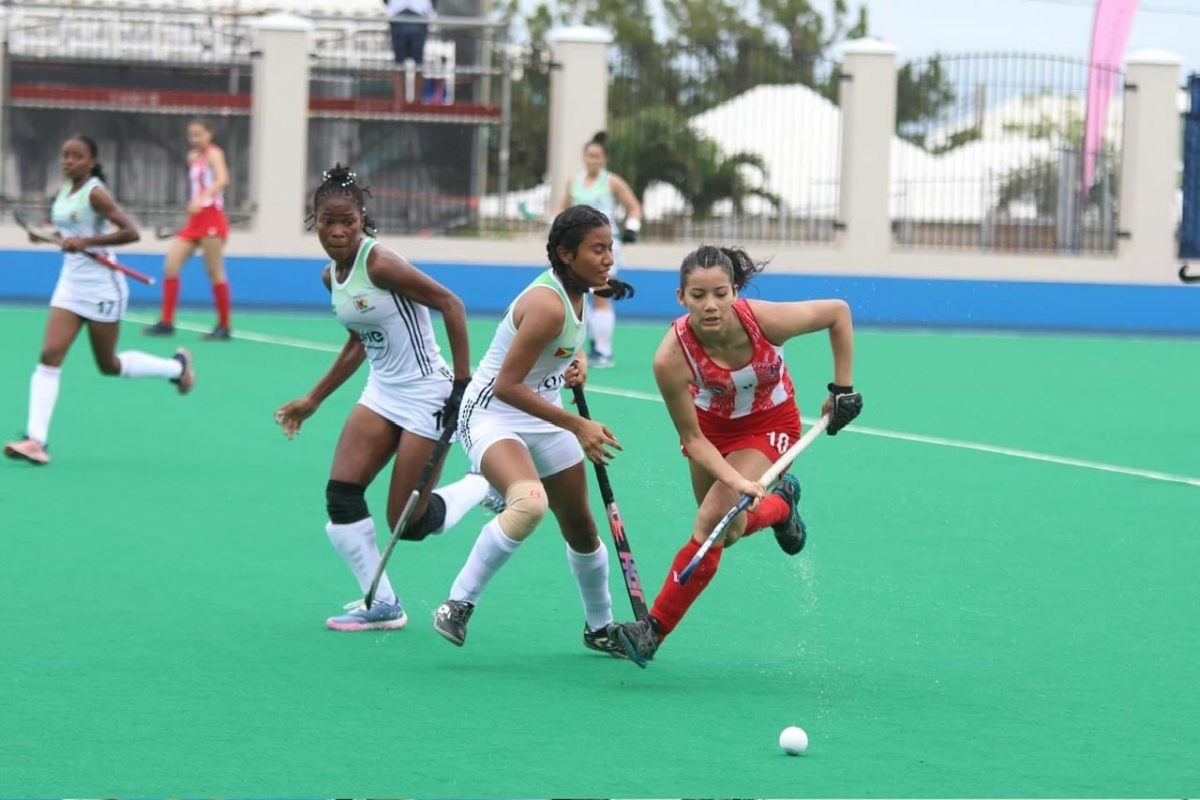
496, 480, 548, 541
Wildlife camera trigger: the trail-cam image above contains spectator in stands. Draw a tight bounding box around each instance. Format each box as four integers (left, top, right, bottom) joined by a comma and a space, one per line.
385, 0, 436, 106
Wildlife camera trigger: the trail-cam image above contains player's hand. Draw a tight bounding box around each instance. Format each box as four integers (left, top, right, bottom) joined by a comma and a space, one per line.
824, 383, 863, 435
60, 237, 88, 252
575, 418, 621, 465
274, 396, 319, 439
730, 476, 766, 510
621, 227, 638, 244
187, 199, 203, 215
564, 359, 587, 389
440, 377, 470, 429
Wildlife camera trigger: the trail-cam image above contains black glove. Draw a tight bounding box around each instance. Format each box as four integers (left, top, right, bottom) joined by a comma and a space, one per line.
621, 227, 638, 244
440, 377, 470, 431
826, 382, 862, 436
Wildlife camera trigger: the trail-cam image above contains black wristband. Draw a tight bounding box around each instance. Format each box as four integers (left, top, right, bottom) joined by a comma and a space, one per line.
828, 382, 853, 394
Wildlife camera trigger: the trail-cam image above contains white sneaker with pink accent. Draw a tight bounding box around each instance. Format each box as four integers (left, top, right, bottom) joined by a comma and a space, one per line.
4, 437, 50, 465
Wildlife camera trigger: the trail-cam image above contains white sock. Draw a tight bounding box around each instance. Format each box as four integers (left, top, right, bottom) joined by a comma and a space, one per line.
118, 350, 183, 380
591, 307, 616, 357
566, 542, 614, 631
27, 364, 61, 446
450, 518, 522, 604
432, 472, 489, 533
325, 518, 398, 606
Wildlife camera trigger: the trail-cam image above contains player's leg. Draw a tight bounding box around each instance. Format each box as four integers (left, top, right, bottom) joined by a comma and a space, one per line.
90, 320, 194, 393
539, 435, 622, 655
323, 405, 405, 631
145, 237, 197, 335
434, 436, 545, 646
589, 293, 616, 367
4, 308, 83, 464
198, 235, 231, 340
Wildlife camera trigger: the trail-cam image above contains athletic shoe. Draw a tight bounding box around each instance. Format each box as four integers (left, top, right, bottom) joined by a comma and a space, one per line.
143, 320, 175, 336
771, 474, 807, 555
4, 437, 50, 465
326, 598, 408, 632
612, 618, 660, 668
583, 623, 629, 659
479, 483, 506, 515
589, 353, 615, 369
433, 598, 475, 646
170, 348, 195, 395
201, 325, 231, 341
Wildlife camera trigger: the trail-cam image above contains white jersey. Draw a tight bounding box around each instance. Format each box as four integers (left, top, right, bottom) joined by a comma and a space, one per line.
460, 269, 586, 434
330, 237, 449, 386
51, 176, 124, 299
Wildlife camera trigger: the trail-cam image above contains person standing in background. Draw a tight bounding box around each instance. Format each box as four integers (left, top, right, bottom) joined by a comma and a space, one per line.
385, 0, 436, 106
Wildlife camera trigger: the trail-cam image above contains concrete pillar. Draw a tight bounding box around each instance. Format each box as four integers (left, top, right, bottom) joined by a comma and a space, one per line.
837, 39, 897, 266
249, 14, 312, 243
1119, 50, 1182, 276
546, 26, 611, 213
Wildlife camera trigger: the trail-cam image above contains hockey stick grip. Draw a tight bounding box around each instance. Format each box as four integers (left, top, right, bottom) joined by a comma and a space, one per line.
570, 383, 616, 505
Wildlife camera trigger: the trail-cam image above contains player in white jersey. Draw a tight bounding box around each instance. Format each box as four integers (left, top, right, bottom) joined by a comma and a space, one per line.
144, 118, 233, 340
274, 165, 497, 632
432, 205, 637, 657
5, 135, 196, 467
555, 131, 643, 368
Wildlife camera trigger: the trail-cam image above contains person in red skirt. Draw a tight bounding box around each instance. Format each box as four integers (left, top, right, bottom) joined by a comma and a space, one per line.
144, 118, 232, 340
611, 244, 863, 666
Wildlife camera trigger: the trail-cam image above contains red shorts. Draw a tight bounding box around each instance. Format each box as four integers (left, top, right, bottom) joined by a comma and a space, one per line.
178, 206, 229, 242
680, 401, 803, 463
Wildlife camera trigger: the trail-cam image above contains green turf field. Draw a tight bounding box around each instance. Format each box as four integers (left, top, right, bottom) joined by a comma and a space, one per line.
2, 304, 1198, 797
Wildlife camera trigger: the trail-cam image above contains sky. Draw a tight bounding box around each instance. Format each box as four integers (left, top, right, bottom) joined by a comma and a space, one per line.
522, 0, 1200, 75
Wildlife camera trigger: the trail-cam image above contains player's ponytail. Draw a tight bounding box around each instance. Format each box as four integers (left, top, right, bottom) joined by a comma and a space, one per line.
679, 244, 768, 291
547, 204, 636, 301
308, 162, 377, 236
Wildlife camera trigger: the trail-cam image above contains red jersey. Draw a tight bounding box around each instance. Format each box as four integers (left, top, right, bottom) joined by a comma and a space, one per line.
672, 299, 796, 423
188, 147, 223, 211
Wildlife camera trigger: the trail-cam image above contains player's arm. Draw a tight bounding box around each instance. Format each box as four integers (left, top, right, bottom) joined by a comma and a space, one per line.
556, 178, 574, 215
653, 333, 764, 498
496, 290, 620, 463
62, 186, 139, 251
366, 247, 470, 382
610, 173, 643, 242
274, 267, 366, 438
751, 298, 854, 387
203, 146, 230, 199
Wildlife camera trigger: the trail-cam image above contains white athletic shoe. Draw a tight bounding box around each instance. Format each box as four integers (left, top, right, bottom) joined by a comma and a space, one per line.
326, 598, 408, 632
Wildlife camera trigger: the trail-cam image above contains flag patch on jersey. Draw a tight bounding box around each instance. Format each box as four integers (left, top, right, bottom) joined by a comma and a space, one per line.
353, 296, 372, 312
554, 346, 576, 358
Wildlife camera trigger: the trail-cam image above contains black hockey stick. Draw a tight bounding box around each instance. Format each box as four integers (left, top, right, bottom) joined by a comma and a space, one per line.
1180, 264, 1200, 284
571, 384, 649, 620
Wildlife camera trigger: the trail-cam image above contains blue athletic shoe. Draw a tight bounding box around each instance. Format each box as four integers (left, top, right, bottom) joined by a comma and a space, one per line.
771, 474, 807, 555
326, 598, 408, 632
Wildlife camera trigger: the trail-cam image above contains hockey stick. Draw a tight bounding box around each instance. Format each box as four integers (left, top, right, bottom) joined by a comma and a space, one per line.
1180, 264, 1200, 284
364, 411, 457, 609
155, 224, 178, 241
15, 210, 156, 286
572, 384, 650, 620
678, 413, 830, 585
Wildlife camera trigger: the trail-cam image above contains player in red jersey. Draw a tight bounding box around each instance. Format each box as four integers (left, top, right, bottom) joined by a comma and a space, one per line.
144, 119, 232, 340
611, 244, 862, 665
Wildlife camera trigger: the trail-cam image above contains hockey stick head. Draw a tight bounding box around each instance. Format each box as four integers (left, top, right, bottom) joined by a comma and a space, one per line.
13, 210, 60, 245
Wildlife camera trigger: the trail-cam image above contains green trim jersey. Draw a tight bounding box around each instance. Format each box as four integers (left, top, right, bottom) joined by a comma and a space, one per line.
461, 269, 586, 428
51, 177, 120, 291
330, 237, 449, 385
570, 168, 616, 223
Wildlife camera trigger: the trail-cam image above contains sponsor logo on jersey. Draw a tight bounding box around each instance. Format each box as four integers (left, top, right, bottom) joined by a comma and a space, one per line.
352, 295, 372, 313
554, 346, 575, 358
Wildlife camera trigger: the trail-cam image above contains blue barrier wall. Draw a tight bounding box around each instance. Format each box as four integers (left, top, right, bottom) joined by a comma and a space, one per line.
4, 249, 1200, 333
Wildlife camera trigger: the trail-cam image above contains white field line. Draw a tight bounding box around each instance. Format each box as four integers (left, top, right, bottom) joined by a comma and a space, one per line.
92, 311, 1200, 490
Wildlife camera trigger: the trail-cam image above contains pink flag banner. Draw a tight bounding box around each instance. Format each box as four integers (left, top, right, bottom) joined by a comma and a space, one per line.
1083, 0, 1139, 190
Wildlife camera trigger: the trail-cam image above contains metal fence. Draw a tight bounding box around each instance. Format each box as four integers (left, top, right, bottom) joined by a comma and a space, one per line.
892, 53, 1123, 253
305, 20, 509, 234
1, 3, 253, 228
603, 42, 841, 244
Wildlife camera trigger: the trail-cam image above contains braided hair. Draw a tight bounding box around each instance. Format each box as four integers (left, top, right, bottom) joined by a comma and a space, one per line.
547, 204, 635, 301
308, 163, 377, 236
679, 244, 768, 292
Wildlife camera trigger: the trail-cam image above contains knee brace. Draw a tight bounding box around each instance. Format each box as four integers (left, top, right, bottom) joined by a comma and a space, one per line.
326, 480, 369, 524
496, 480, 548, 541
399, 493, 446, 541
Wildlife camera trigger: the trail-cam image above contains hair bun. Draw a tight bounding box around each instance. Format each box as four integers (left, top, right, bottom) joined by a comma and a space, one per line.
591, 131, 608, 146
